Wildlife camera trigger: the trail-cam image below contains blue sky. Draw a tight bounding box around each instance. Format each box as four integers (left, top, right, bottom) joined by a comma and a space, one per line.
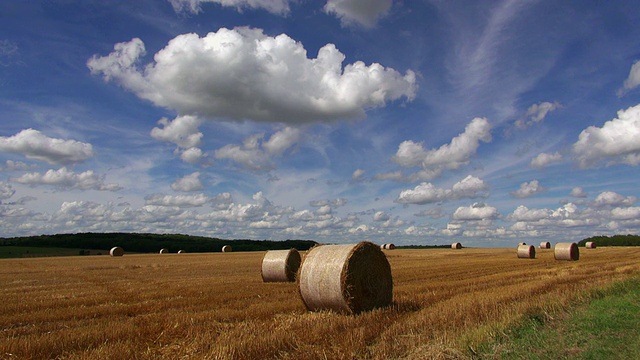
1, 0, 640, 247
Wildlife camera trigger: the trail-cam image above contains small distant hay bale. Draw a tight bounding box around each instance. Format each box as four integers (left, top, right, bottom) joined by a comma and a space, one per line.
382, 243, 396, 250
518, 242, 527, 246
261, 248, 302, 282
222, 245, 232, 252
159, 248, 169, 254
451, 242, 462, 249
298, 241, 393, 314
539, 241, 551, 249
517, 244, 536, 259
177, 250, 185, 254
109, 246, 124, 257
585, 242, 596, 249
554, 242, 579, 261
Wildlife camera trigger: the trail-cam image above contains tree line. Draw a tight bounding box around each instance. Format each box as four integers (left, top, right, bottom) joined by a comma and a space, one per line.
578, 234, 640, 247
0, 232, 317, 254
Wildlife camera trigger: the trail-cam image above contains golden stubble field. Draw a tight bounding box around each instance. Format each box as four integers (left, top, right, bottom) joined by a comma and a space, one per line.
1, 246, 639, 359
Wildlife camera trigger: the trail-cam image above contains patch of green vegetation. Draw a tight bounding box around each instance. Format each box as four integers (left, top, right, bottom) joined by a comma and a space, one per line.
476, 277, 640, 359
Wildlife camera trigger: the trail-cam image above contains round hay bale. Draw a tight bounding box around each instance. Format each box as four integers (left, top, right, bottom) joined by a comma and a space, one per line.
518, 242, 527, 246
517, 244, 536, 259
382, 243, 396, 250
159, 248, 169, 254
177, 250, 185, 254
539, 241, 551, 249
585, 241, 596, 249
380, 244, 385, 250
261, 248, 302, 282
109, 246, 124, 257
554, 242, 579, 261
451, 242, 462, 249
298, 241, 393, 314
221, 245, 232, 252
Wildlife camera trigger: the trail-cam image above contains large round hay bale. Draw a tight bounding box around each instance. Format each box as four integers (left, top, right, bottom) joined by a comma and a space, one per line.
261, 248, 302, 282
298, 241, 393, 314
585, 241, 596, 249
451, 242, 462, 249
109, 246, 124, 257
222, 245, 232, 252
517, 244, 536, 259
539, 241, 551, 249
159, 248, 169, 254
554, 242, 579, 261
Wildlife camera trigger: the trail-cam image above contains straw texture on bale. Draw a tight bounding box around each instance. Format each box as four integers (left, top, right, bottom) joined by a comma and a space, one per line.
261, 248, 302, 282
221, 245, 232, 252
451, 242, 462, 249
585, 241, 596, 249
159, 248, 168, 254
517, 244, 536, 259
554, 242, 579, 261
539, 241, 551, 249
298, 241, 393, 314
109, 246, 124, 257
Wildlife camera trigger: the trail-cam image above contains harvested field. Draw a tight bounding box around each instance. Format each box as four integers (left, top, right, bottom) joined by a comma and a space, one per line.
1, 247, 639, 359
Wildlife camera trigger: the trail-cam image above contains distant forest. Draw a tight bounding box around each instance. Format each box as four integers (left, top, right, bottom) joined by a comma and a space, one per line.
0, 232, 317, 254
578, 234, 640, 247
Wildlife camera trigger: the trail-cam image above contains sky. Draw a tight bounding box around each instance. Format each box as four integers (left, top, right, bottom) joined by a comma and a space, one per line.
1, 0, 640, 247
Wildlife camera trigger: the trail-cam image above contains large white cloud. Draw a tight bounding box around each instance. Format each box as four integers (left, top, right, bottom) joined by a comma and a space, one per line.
169, 0, 290, 15
572, 104, 640, 168
0, 129, 93, 165
11, 167, 121, 191
593, 191, 636, 207
396, 175, 489, 204
393, 117, 492, 177
88, 28, 416, 124
324, 0, 392, 28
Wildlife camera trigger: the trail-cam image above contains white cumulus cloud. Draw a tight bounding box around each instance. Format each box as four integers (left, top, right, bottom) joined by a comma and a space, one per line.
617, 60, 640, 97
12, 167, 121, 191
530, 152, 562, 168
510, 180, 545, 198
572, 104, 640, 168
393, 117, 492, 178
171, 172, 204, 192
88, 28, 416, 124
515, 101, 561, 129
396, 175, 489, 204
593, 191, 636, 207
0, 129, 93, 165
452, 202, 499, 221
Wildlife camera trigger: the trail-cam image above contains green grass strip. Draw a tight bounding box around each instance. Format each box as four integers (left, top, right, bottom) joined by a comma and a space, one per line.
477, 277, 640, 359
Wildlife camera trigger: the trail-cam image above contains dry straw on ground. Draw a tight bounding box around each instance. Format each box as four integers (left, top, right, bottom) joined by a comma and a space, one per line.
109, 246, 124, 257
585, 241, 596, 249
261, 248, 302, 282
554, 242, 579, 261
222, 245, 232, 252
517, 244, 536, 259
539, 241, 551, 249
298, 241, 393, 314
451, 242, 462, 249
